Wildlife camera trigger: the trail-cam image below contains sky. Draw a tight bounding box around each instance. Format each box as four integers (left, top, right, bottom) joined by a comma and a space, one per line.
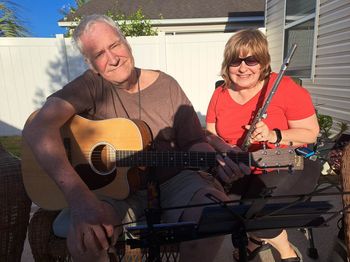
14, 0, 77, 37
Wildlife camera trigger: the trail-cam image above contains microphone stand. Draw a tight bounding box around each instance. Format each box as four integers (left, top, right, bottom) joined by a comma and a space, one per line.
144, 207, 162, 262
146, 169, 162, 262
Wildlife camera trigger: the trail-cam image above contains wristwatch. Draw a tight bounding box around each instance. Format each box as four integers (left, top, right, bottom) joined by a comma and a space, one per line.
273, 128, 282, 144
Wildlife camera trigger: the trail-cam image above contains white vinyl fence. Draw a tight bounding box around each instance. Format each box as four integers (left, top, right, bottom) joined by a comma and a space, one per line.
0, 33, 232, 135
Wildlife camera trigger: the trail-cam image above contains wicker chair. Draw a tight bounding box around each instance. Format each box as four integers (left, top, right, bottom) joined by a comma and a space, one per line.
0, 143, 32, 262
28, 208, 180, 261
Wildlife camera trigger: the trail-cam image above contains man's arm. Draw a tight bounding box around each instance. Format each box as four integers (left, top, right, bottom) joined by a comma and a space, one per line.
23, 97, 91, 204
23, 97, 119, 252
206, 123, 236, 152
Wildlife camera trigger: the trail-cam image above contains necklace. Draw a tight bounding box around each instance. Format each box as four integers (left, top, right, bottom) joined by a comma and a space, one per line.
111, 69, 141, 120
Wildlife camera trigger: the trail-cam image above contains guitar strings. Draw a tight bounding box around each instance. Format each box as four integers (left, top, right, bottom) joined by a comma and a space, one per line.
13, 149, 295, 169
0, 152, 292, 168
84, 151, 289, 161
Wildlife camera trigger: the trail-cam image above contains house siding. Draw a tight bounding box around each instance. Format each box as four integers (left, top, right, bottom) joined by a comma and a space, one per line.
265, 0, 350, 132
309, 0, 350, 130
265, 0, 284, 72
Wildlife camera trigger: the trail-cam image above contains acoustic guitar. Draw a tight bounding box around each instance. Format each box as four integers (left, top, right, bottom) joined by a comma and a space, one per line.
21, 113, 304, 210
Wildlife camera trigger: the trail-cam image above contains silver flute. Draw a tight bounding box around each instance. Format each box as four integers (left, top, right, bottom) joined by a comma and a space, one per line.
241, 43, 297, 151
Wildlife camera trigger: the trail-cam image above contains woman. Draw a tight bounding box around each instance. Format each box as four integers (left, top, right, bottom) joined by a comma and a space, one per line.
206, 29, 320, 261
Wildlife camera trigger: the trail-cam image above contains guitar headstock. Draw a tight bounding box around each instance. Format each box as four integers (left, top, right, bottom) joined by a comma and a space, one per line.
251, 147, 304, 170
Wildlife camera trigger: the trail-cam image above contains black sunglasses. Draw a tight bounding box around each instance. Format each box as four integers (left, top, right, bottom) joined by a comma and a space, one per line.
229, 56, 259, 67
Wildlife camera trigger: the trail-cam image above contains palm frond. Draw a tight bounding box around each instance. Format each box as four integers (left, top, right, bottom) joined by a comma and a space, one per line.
0, 0, 29, 37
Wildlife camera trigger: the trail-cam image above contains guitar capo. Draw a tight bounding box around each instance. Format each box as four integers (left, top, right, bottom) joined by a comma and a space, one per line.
295, 147, 316, 159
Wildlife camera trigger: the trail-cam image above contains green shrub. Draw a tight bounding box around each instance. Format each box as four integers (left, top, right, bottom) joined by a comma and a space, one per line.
0, 136, 21, 157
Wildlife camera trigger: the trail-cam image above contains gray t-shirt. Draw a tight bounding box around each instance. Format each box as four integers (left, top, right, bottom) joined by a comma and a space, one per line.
51, 69, 205, 183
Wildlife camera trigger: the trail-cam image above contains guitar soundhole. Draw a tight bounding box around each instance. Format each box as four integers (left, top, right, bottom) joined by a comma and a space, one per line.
90, 143, 116, 175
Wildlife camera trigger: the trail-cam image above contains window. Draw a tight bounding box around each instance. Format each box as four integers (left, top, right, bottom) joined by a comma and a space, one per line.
284, 0, 316, 78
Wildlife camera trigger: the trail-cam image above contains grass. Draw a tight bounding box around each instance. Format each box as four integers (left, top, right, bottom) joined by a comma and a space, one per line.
0, 136, 22, 158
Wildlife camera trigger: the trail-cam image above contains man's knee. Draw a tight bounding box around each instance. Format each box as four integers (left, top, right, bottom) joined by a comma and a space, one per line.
191, 187, 229, 205
182, 187, 229, 222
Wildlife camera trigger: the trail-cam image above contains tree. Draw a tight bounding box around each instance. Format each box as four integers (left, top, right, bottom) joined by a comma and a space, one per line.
107, 8, 157, 37
60, 0, 88, 18
0, 1, 28, 37
61, 1, 158, 37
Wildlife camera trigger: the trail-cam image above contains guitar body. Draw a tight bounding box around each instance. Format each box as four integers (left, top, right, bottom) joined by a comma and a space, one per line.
21, 112, 152, 210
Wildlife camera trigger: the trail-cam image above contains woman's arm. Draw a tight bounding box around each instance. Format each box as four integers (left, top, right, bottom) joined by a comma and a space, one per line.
283, 114, 319, 144
249, 114, 320, 146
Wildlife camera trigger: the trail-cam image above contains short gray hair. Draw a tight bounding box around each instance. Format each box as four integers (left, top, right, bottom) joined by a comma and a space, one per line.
72, 14, 125, 54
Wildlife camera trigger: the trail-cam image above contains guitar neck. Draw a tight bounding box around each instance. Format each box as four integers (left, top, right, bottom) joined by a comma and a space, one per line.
115, 151, 251, 168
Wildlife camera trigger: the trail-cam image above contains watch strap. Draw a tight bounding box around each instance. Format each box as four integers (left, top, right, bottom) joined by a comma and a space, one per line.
273, 128, 282, 144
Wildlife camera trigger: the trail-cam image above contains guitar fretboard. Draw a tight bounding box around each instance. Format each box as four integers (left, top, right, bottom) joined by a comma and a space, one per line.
115, 151, 251, 168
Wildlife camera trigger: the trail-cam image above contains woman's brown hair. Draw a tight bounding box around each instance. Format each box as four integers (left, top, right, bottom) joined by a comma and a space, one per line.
221, 29, 271, 87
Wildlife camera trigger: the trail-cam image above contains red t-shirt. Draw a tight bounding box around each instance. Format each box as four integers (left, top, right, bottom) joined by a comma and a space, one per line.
206, 73, 315, 151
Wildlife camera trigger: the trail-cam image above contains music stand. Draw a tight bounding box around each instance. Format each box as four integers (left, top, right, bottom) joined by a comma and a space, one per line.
126, 200, 333, 262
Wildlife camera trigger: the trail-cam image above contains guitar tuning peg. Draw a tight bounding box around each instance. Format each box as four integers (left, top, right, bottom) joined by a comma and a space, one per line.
288, 165, 294, 174
276, 163, 281, 173
262, 142, 267, 151
287, 142, 294, 153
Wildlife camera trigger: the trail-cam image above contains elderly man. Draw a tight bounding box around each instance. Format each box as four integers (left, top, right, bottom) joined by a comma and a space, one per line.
23, 15, 240, 262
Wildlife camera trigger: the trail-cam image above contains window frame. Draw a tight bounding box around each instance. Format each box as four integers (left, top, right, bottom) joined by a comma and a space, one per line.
283, 0, 319, 81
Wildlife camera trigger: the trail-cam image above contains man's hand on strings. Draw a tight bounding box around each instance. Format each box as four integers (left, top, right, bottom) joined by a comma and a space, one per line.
215, 145, 251, 184
205, 126, 250, 184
